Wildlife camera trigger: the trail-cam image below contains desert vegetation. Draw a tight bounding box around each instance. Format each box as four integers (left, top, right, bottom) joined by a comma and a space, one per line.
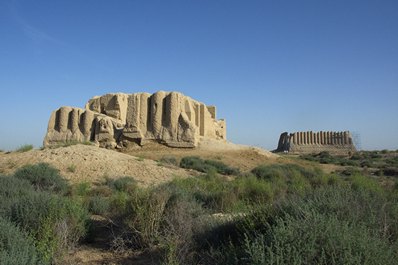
1, 152, 398, 264
15, 144, 34, 152
0, 164, 87, 264
301, 150, 398, 177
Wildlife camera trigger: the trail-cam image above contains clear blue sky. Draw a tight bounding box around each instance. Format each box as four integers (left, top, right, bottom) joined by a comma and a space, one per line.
0, 0, 397, 151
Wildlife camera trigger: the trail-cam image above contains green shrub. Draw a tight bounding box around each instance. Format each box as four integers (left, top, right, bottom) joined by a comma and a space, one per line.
202, 186, 398, 265
126, 188, 171, 248
339, 167, 362, 176
204, 159, 240, 175
301, 152, 363, 167
180, 156, 213, 173
7, 192, 87, 263
232, 175, 274, 205
14, 163, 68, 194
381, 167, 398, 177
88, 196, 110, 215
110, 191, 130, 214
0, 176, 35, 216
106, 176, 136, 193
350, 174, 383, 194
251, 164, 324, 191
16, 144, 34, 152
163, 174, 232, 212
66, 164, 76, 173
159, 156, 178, 166
89, 185, 113, 197
242, 211, 395, 265
180, 156, 240, 175
73, 182, 91, 197
0, 217, 43, 265
0, 175, 87, 264
159, 194, 203, 265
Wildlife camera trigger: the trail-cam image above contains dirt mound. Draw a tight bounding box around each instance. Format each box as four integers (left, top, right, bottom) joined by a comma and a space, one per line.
122, 139, 278, 172
0, 140, 277, 186
0, 145, 191, 186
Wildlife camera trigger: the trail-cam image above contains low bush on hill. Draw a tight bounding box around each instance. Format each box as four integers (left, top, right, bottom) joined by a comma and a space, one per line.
105, 176, 137, 193
14, 163, 68, 194
88, 195, 110, 215
180, 156, 240, 175
159, 156, 178, 166
15, 144, 34, 152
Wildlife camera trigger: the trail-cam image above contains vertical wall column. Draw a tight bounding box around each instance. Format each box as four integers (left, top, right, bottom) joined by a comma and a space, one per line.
343, 131, 349, 145
150, 91, 166, 138
200, 104, 205, 136
166, 92, 180, 137
126, 94, 140, 131
194, 103, 200, 128
58, 107, 72, 133
139, 93, 149, 135
69, 108, 80, 133
319, 131, 323, 145
82, 110, 94, 140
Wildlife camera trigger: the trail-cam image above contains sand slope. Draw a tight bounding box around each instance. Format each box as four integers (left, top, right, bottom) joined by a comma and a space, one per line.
0, 145, 191, 186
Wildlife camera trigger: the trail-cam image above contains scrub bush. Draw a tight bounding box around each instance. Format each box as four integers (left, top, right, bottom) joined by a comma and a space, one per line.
88, 196, 110, 215
0, 217, 42, 265
14, 163, 68, 194
201, 186, 398, 265
16, 144, 34, 152
7, 192, 87, 263
180, 156, 240, 175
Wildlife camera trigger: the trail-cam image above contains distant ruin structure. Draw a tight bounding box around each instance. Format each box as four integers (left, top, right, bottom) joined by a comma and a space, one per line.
276, 131, 356, 154
44, 91, 226, 148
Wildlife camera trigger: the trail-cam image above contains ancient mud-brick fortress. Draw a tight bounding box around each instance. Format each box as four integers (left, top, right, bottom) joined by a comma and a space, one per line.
44, 91, 226, 148
276, 131, 356, 154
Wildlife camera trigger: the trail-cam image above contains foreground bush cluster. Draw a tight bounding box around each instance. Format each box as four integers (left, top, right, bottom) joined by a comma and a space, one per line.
68, 159, 398, 265
0, 163, 88, 265
2, 156, 398, 265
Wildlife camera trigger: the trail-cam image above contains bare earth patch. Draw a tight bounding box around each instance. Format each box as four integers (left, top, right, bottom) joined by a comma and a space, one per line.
0, 144, 191, 186
0, 140, 278, 187
122, 139, 278, 172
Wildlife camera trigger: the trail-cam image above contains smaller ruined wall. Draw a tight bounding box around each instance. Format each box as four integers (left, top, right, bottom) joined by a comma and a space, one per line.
276, 131, 356, 155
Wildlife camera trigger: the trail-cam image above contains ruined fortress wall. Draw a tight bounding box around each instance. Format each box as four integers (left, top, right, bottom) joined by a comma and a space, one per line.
44, 91, 226, 148
276, 131, 356, 155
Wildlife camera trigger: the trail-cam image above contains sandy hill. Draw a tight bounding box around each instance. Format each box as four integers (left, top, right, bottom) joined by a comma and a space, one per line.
0, 145, 191, 186
0, 141, 277, 186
